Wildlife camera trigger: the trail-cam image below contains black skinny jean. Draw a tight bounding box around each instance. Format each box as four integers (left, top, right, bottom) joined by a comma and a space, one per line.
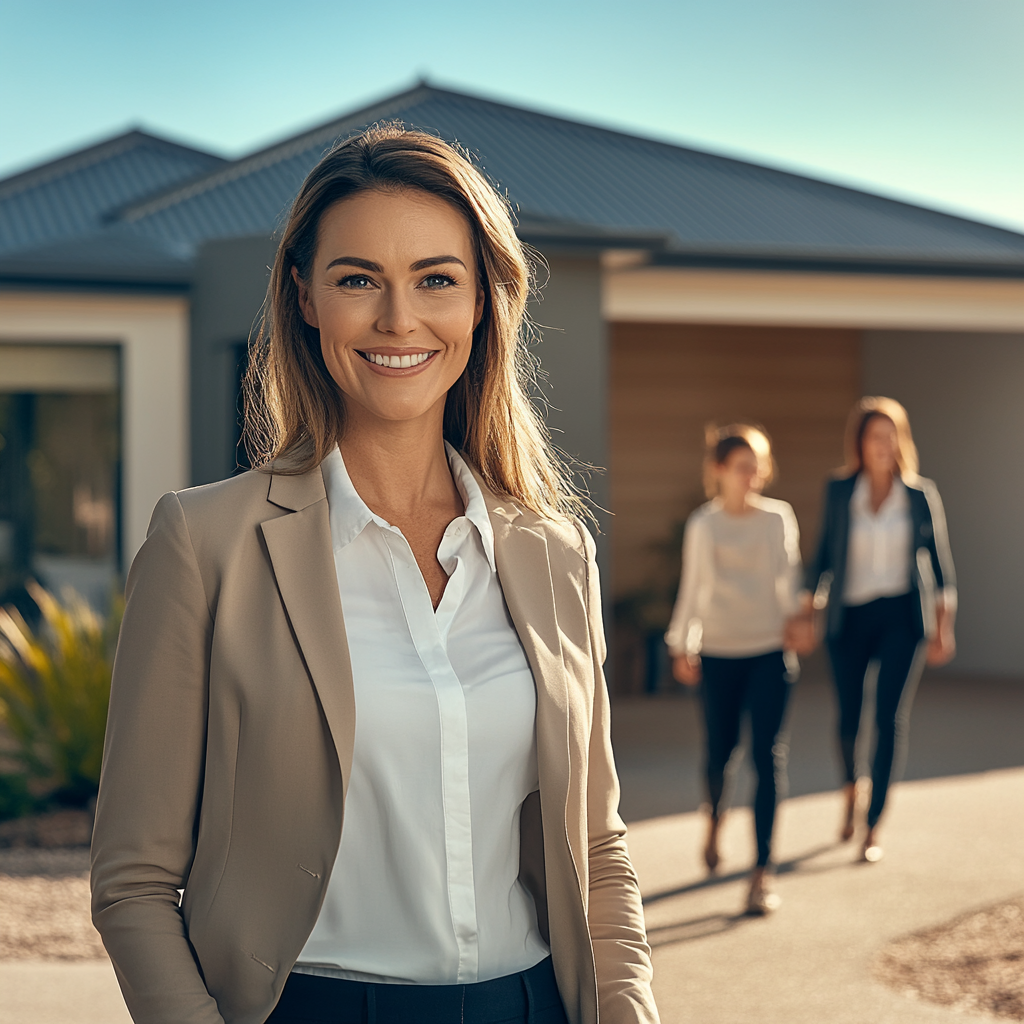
827, 592, 925, 829
700, 650, 791, 867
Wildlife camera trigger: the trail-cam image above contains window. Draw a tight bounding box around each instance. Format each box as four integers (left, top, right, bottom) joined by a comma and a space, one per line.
0, 344, 121, 610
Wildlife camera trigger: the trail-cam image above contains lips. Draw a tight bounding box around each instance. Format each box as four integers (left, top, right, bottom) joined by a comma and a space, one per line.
358, 350, 436, 369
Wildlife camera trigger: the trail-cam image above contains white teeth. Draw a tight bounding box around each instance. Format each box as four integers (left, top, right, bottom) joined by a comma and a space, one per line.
364, 351, 433, 368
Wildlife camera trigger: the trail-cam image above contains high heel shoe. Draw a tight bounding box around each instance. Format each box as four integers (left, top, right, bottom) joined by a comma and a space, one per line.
745, 868, 781, 916
861, 826, 883, 863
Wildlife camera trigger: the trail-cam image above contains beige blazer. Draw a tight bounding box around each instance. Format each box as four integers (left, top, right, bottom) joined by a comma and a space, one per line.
91, 463, 659, 1024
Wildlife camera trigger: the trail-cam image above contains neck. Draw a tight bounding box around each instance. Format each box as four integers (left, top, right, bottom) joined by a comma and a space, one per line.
339, 404, 460, 518
863, 467, 895, 511
721, 491, 751, 515
865, 467, 895, 491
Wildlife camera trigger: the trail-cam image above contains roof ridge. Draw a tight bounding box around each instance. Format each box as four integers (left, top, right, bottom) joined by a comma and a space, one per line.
117, 82, 441, 224
0, 128, 226, 202
416, 84, 1024, 243
114, 81, 1024, 244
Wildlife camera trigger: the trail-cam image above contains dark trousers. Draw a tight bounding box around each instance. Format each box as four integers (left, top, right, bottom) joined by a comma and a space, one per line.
700, 650, 791, 867
827, 593, 925, 829
266, 956, 568, 1024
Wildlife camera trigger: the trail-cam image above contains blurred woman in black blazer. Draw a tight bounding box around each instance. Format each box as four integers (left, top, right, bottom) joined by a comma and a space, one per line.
791, 397, 956, 862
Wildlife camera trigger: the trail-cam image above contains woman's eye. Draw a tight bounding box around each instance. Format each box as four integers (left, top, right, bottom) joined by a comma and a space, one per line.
338, 275, 374, 289
422, 274, 456, 289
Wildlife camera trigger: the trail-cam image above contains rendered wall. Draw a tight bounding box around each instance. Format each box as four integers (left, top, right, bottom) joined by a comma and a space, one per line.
190, 235, 276, 485
528, 256, 610, 566
864, 330, 1024, 676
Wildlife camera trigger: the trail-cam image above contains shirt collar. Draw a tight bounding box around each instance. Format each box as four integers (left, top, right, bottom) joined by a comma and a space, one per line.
445, 442, 496, 571
853, 472, 907, 515
321, 446, 377, 552
320, 442, 496, 571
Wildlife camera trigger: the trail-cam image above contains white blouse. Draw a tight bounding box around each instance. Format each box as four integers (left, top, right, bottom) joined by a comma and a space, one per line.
665, 495, 802, 658
293, 445, 549, 985
843, 474, 913, 606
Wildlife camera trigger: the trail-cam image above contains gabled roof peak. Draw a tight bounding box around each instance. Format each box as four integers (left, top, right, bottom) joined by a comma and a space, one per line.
0, 128, 226, 201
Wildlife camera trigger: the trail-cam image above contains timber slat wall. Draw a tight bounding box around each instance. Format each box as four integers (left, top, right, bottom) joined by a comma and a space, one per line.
609, 322, 862, 601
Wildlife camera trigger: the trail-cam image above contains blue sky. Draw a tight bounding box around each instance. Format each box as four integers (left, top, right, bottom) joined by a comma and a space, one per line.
2, 0, 1022, 230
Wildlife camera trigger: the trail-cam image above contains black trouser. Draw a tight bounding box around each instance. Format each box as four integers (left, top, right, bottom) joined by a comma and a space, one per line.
700, 650, 791, 867
266, 956, 567, 1024
827, 593, 925, 829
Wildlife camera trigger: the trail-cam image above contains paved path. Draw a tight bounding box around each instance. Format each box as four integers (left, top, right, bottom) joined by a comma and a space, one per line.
628, 767, 1024, 1023
0, 959, 130, 1024
1, 669, 1021, 1024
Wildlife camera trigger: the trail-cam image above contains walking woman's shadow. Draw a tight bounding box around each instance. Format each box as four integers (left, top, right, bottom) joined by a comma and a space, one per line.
641, 840, 849, 948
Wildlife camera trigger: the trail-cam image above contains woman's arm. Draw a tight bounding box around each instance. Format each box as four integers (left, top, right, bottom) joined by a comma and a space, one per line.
780, 504, 817, 655
664, 515, 706, 684
91, 493, 224, 1024
804, 480, 835, 594
579, 527, 661, 1024
921, 481, 957, 665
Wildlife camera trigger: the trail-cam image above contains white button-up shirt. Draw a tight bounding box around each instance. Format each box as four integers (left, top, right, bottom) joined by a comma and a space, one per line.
293, 444, 549, 985
843, 474, 913, 606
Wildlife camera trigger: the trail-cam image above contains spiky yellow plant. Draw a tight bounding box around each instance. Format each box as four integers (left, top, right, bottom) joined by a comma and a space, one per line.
0, 581, 123, 807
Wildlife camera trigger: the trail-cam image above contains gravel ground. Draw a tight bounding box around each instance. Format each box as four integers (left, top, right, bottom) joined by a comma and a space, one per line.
874, 894, 1024, 1021
0, 847, 105, 960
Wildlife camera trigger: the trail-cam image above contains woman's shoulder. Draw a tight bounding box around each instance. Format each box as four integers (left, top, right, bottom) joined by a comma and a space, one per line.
170, 468, 276, 519
749, 494, 794, 516
749, 494, 797, 526
903, 474, 938, 494
826, 472, 857, 491
687, 500, 719, 524
902, 475, 944, 515
156, 467, 322, 546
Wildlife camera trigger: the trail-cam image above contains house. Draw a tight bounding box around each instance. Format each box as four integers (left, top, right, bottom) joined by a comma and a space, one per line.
2, 83, 1023, 678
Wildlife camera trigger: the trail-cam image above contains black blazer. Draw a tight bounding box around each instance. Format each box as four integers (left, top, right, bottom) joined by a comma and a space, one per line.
805, 474, 956, 641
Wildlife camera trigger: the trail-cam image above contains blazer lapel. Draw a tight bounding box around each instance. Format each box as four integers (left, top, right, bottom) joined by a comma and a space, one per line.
482, 485, 594, 1020
484, 493, 571, 788
260, 469, 357, 799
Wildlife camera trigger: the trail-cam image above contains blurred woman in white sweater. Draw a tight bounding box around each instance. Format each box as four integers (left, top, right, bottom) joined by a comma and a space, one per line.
665, 425, 803, 915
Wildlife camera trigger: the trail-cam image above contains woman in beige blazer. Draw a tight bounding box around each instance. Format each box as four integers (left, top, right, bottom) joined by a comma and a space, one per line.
91, 126, 658, 1024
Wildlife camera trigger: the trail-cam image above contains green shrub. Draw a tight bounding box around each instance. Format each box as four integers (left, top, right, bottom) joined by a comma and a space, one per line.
0, 581, 123, 810
0, 771, 34, 821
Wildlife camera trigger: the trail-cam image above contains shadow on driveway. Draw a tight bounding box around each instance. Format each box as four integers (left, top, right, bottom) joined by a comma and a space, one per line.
611, 654, 1024, 823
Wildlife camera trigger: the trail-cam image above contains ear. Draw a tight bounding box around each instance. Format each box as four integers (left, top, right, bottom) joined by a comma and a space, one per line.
291, 266, 320, 329
474, 286, 485, 330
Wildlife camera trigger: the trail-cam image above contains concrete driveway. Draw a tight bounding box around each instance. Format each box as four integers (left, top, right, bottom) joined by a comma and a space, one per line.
1, 666, 1021, 1024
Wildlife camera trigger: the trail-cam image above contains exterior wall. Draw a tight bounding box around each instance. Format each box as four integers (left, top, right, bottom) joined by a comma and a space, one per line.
864, 330, 1024, 676
0, 292, 189, 568
528, 256, 610, 566
190, 235, 277, 485
609, 322, 861, 602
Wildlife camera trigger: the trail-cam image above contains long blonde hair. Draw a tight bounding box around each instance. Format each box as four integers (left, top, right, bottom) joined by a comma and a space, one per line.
841, 396, 919, 480
243, 124, 586, 521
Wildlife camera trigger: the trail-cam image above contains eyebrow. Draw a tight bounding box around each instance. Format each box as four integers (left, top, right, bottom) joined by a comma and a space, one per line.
324, 254, 467, 272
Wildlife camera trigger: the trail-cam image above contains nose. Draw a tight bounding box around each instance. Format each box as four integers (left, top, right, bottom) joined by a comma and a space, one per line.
375, 287, 418, 336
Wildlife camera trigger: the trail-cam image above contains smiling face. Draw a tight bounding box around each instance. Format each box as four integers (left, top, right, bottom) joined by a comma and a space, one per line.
716, 442, 765, 505
860, 414, 899, 477
716, 445, 765, 504
293, 188, 485, 437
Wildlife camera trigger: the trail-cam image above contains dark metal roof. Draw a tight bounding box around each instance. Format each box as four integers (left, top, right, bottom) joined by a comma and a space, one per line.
3, 85, 1024, 284
0, 129, 225, 261
112, 84, 1024, 276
